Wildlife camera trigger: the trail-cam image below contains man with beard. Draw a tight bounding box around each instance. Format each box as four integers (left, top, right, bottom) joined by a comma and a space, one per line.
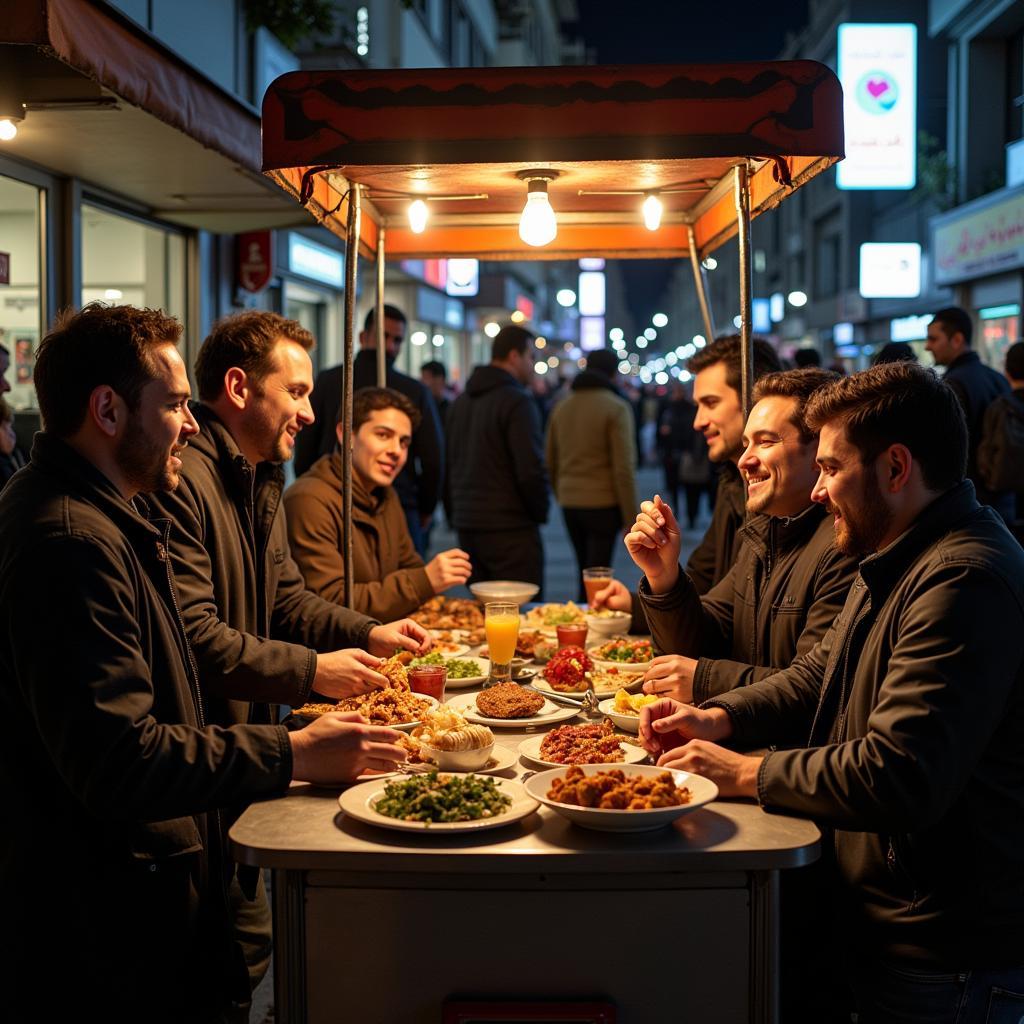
626, 368, 857, 704
146, 310, 430, 1000
637, 362, 1024, 1021
0, 304, 407, 1022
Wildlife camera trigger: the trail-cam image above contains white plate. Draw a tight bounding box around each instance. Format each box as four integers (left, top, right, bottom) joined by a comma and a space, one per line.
338, 774, 539, 834
533, 669, 643, 701
517, 732, 648, 770
357, 744, 518, 781
427, 640, 471, 658
524, 764, 719, 832
434, 658, 489, 690
445, 690, 579, 728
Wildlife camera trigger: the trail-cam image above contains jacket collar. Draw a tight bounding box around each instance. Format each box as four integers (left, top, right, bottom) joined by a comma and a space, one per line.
326, 449, 384, 516
190, 403, 284, 498
570, 369, 618, 394
948, 350, 980, 372
740, 501, 826, 558
858, 480, 980, 596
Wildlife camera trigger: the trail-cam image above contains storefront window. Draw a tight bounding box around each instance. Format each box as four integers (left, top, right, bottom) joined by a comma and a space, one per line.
978, 305, 1021, 371
284, 279, 338, 371
0, 174, 44, 410
81, 203, 186, 323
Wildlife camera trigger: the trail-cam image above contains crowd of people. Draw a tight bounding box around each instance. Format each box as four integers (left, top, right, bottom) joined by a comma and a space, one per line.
1, 299, 1023, 1022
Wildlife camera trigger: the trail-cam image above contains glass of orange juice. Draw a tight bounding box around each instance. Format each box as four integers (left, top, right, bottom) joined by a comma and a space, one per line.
484, 602, 519, 686
582, 566, 613, 607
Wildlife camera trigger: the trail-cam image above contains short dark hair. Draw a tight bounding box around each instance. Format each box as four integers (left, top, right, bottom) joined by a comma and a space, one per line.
930, 307, 973, 347
420, 360, 446, 381
753, 367, 841, 443
492, 325, 534, 361
351, 386, 421, 432
586, 348, 619, 377
688, 334, 781, 395
793, 347, 821, 368
195, 311, 313, 402
34, 303, 181, 438
871, 342, 918, 366
362, 304, 407, 332
1005, 341, 1024, 382
805, 361, 967, 492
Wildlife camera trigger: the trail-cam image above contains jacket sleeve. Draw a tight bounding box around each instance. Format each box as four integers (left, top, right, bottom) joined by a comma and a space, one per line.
693, 545, 857, 701
639, 567, 735, 659
610, 400, 639, 528
411, 389, 444, 517
508, 393, 550, 524
755, 562, 1024, 832
7, 535, 291, 821
153, 476, 320, 707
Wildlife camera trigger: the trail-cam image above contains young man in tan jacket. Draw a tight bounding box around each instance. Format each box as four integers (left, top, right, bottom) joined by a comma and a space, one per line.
286, 387, 472, 621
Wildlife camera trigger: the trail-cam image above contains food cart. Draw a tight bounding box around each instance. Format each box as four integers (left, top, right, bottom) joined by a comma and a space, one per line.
235, 60, 845, 1023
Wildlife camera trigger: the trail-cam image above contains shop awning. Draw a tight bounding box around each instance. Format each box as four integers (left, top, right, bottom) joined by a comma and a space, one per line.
261, 62, 844, 260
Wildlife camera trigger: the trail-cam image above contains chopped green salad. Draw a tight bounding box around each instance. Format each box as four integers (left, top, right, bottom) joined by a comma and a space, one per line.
374, 771, 512, 823
409, 652, 482, 679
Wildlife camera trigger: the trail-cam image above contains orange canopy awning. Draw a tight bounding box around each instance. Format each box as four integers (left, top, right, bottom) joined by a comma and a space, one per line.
261, 61, 844, 260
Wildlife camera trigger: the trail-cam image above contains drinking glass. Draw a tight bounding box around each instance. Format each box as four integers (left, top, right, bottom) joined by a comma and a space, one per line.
556, 623, 588, 649
408, 665, 447, 704
484, 602, 519, 686
582, 566, 613, 607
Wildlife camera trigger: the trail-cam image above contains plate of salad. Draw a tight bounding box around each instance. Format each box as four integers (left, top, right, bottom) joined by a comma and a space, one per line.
588, 637, 655, 671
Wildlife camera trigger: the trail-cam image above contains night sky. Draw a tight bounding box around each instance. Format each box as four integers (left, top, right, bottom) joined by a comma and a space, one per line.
572, 0, 810, 330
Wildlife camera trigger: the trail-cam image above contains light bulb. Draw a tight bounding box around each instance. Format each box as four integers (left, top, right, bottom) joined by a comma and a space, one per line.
519, 181, 557, 247
642, 193, 663, 231
0, 119, 18, 142
408, 199, 428, 234
788, 290, 808, 307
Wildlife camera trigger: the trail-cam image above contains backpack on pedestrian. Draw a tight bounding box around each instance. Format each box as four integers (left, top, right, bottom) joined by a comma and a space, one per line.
977, 391, 1024, 493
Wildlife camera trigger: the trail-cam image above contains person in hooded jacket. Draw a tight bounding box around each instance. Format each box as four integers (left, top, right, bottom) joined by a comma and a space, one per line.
545, 348, 638, 601
445, 325, 549, 595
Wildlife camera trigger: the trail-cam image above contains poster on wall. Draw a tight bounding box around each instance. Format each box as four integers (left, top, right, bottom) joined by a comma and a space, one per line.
837, 23, 917, 190
15, 336, 34, 384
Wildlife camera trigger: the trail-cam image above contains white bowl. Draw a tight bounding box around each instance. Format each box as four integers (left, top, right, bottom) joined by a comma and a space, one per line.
524, 763, 718, 832
469, 580, 540, 607
417, 740, 495, 772
597, 697, 641, 733
584, 611, 632, 637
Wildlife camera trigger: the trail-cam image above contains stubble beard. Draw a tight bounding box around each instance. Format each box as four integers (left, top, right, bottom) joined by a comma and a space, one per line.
117, 412, 178, 493
833, 472, 893, 556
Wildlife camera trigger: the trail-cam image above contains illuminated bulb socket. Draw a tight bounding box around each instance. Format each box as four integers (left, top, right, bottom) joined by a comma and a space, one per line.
408, 199, 428, 234
642, 193, 663, 231
518, 175, 558, 247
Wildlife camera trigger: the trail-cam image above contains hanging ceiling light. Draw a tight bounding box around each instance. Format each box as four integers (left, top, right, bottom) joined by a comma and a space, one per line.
642, 193, 663, 231
517, 170, 558, 247
408, 199, 428, 234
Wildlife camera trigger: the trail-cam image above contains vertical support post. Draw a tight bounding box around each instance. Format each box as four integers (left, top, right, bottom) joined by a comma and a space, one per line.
342, 184, 362, 610
686, 223, 716, 346
734, 162, 754, 417
375, 224, 387, 387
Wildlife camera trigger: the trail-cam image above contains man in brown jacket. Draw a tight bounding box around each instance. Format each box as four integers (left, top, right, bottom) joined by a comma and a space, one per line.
638, 362, 1024, 1019
286, 387, 472, 620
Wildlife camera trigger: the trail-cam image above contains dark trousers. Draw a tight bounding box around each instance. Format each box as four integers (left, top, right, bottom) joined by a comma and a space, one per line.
458, 526, 544, 600
562, 506, 622, 602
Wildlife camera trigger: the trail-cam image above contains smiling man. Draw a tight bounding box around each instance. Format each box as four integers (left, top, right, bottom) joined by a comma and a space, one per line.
639, 362, 1024, 1021
286, 386, 472, 620
626, 368, 857, 703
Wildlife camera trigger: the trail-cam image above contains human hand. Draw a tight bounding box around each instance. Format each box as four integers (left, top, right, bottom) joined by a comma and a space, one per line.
642, 654, 698, 702
368, 619, 432, 657
288, 712, 407, 784
624, 495, 682, 593
591, 578, 633, 613
638, 698, 732, 757
657, 740, 762, 799
425, 548, 473, 592
314, 649, 389, 699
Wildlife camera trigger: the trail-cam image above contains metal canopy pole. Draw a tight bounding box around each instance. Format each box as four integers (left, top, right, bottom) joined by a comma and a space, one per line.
342, 183, 362, 610
375, 224, 386, 387
686, 224, 716, 347
734, 163, 754, 417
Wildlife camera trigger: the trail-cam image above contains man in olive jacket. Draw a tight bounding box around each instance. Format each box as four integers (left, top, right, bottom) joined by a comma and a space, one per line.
629, 368, 857, 703
640, 362, 1024, 1016
0, 305, 406, 1021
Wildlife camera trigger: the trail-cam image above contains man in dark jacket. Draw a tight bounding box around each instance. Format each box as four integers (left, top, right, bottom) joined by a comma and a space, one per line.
640, 362, 1024, 1018
146, 310, 430, 995
629, 368, 857, 703
926, 306, 1012, 520
446, 324, 549, 594
684, 334, 781, 593
294, 304, 443, 554
0, 304, 405, 1021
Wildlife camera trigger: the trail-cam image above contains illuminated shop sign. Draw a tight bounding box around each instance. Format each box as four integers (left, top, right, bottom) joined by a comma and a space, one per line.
859, 242, 921, 298
932, 186, 1024, 285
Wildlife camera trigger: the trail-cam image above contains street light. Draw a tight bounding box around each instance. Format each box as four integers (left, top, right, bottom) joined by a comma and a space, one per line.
484, 322, 500, 337
652, 313, 668, 328
788, 290, 808, 307
556, 288, 576, 307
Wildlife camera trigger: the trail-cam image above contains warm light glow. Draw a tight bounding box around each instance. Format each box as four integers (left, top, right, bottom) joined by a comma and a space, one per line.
103, 289, 123, 300
519, 179, 557, 247
411, 331, 428, 346
534, 337, 546, 349
547, 356, 559, 368
556, 288, 576, 307
431, 334, 444, 347
0, 119, 17, 142
535, 361, 549, 374
701, 256, 718, 270
510, 310, 526, 324
788, 290, 809, 307
609, 327, 624, 342
642, 193, 663, 231
652, 313, 668, 328
618, 360, 631, 374
408, 199, 428, 234
484, 321, 501, 338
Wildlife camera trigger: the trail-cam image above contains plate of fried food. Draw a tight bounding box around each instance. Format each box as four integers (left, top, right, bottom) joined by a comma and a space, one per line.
589, 637, 655, 672
522, 601, 586, 632
518, 721, 648, 769
338, 771, 538, 834
413, 596, 485, 632
598, 689, 662, 733
523, 763, 718, 832
446, 684, 580, 728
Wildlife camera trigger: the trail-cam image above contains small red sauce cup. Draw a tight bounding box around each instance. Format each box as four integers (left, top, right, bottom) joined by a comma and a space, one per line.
556, 624, 588, 649
407, 665, 447, 703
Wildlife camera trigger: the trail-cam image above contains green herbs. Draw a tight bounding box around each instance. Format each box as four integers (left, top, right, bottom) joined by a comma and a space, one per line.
409, 653, 482, 679
592, 638, 654, 663
374, 771, 512, 823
